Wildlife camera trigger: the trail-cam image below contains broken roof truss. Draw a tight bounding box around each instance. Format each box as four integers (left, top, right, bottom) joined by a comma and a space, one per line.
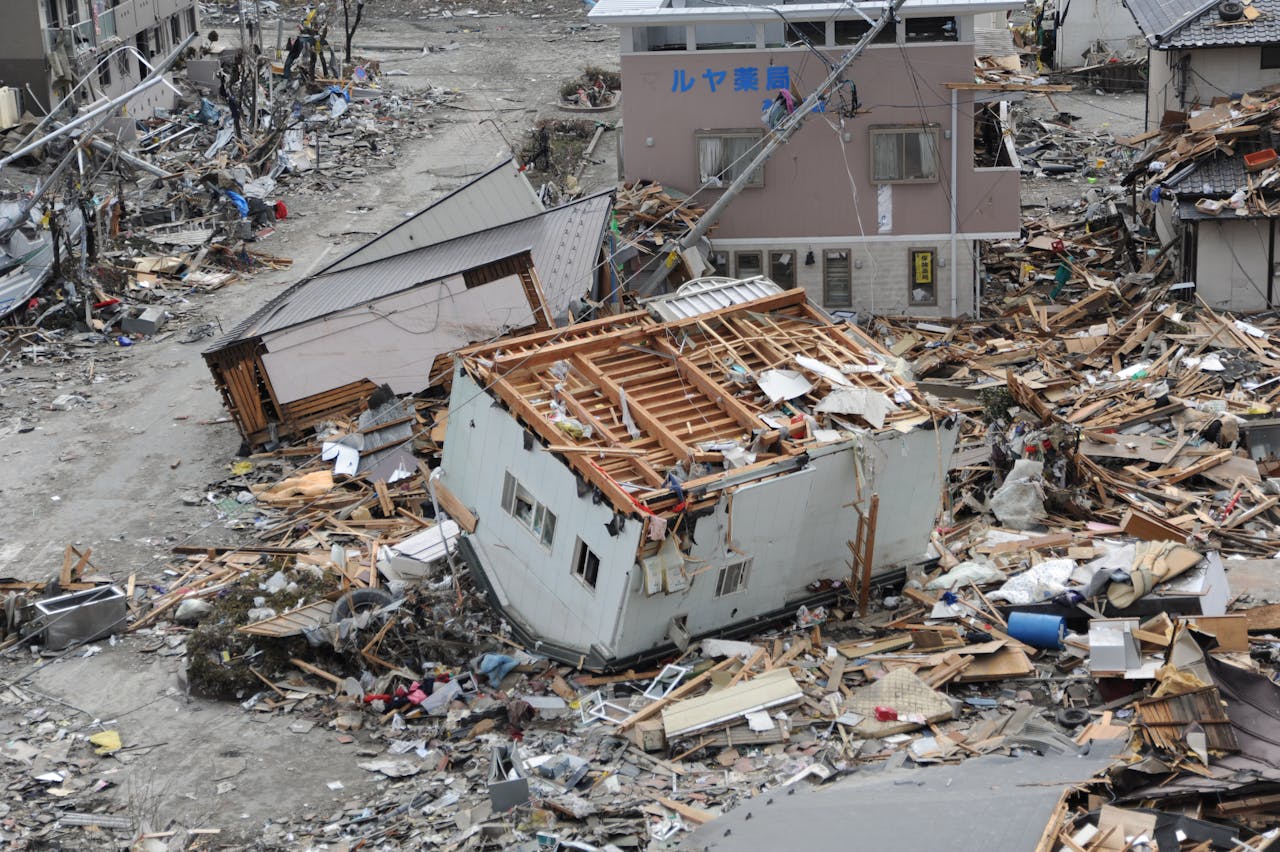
460, 288, 936, 519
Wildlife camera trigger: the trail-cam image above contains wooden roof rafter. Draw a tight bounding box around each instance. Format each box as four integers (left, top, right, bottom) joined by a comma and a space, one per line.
570, 351, 697, 463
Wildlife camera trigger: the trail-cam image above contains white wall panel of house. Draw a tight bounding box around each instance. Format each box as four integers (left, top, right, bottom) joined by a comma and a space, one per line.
1194, 217, 1274, 312
440, 370, 642, 658
259, 274, 528, 403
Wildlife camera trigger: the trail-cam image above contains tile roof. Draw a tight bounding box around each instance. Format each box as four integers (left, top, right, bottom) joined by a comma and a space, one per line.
1166, 151, 1251, 195
206, 191, 613, 352
1123, 0, 1280, 48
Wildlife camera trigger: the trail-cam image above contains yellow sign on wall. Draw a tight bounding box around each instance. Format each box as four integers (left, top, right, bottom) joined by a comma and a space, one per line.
911, 249, 934, 286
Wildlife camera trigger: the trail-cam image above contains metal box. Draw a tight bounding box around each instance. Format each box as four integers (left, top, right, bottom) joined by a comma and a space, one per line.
35, 585, 127, 650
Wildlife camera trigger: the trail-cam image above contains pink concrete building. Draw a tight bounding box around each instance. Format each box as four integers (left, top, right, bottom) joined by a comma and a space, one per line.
588, 0, 1023, 316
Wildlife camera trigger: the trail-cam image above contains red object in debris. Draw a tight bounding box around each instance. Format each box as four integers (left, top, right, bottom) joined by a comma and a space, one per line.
93, 298, 120, 310
1051, 239, 1066, 253
874, 706, 898, 722
273, 200, 288, 219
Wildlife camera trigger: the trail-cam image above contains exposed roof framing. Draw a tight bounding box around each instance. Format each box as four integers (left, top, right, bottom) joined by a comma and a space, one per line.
460, 288, 935, 518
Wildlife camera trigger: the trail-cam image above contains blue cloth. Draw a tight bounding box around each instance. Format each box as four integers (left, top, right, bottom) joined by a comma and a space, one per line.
225, 191, 249, 218
476, 654, 520, 687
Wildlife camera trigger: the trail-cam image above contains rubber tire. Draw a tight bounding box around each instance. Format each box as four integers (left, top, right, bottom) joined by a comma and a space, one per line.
330, 588, 394, 622
1056, 707, 1091, 728
1219, 0, 1244, 20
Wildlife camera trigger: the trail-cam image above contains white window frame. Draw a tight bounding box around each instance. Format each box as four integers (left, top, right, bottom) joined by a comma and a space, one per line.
714, 557, 752, 597
572, 537, 601, 590
696, 129, 765, 189
870, 125, 941, 184
501, 471, 556, 548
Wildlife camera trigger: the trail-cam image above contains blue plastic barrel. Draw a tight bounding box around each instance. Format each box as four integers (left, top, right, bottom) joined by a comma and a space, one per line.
1007, 611, 1065, 650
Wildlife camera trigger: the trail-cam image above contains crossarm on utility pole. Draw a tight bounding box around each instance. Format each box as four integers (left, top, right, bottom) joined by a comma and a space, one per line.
637, 0, 907, 297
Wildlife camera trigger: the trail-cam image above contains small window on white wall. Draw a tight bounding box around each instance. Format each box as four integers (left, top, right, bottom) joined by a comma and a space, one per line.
572, 538, 601, 589
714, 558, 752, 597
501, 471, 556, 548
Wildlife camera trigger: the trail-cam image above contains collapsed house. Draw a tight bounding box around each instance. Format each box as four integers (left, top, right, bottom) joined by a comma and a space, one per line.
434, 280, 957, 669
204, 166, 615, 445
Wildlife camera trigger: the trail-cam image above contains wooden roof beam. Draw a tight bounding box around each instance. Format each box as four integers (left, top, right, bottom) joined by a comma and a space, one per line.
650, 336, 762, 434
531, 373, 666, 488
571, 352, 695, 465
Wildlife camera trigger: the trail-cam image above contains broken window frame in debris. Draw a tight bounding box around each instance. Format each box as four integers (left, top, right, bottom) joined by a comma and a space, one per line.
695, 129, 765, 189
870, 124, 941, 184
502, 471, 557, 548
571, 538, 601, 589
823, 249, 852, 307
908, 247, 937, 307
714, 557, 752, 597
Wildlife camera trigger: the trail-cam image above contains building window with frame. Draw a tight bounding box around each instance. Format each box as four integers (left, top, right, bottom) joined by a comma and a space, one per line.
170, 13, 182, 43
904, 16, 958, 42
714, 557, 752, 597
696, 130, 764, 188
572, 538, 601, 589
870, 125, 940, 183
186, 7, 198, 33
735, 251, 763, 279
769, 250, 795, 287
501, 471, 557, 547
1263, 45, 1280, 69
823, 249, 852, 307
708, 250, 730, 275
908, 247, 937, 307
835, 18, 896, 45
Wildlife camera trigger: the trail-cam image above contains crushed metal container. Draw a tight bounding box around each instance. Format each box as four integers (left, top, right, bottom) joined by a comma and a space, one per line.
35, 585, 127, 650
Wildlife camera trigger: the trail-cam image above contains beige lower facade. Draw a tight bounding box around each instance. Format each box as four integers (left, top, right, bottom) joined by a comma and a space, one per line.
705, 235, 985, 317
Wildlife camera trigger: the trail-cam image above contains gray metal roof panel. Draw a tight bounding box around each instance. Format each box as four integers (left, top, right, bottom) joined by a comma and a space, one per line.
1121, 0, 1215, 40
207, 191, 613, 351
643, 276, 785, 321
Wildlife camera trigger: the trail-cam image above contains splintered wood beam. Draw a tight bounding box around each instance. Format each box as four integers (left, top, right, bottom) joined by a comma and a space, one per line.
488, 372, 638, 511
571, 352, 695, 462
650, 337, 761, 433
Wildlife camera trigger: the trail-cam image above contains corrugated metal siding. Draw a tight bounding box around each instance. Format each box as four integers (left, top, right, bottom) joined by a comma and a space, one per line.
207, 191, 613, 349
324, 158, 544, 274
643, 276, 784, 321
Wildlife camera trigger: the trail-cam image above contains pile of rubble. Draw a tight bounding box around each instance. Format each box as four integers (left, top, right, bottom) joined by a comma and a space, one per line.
2, 295, 1277, 848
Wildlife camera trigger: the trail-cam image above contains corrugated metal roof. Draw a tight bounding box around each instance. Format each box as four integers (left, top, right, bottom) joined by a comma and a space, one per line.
207, 191, 614, 351
974, 23, 1017, 56
1161, 0, 1280, 47
322, 157, 543, 275
643, 276, 784, 321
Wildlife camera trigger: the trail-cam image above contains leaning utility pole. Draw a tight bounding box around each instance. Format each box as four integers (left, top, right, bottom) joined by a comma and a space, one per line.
638, 0, 908, 296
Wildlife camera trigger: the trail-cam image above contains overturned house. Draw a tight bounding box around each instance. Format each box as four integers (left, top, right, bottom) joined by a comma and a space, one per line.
204, 184, 615, 445
435, 280, 957, 669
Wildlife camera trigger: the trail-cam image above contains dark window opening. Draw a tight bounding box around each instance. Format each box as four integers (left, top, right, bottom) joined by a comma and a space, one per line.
905, 17, 958, 43
823, 249, 851, 306
835, 18, 896, 46
736, 251, 763, 279
572, 539, 600, 589
1262, 44, 1280, 69
785, 21, 827, 47
769, 250, 795, 287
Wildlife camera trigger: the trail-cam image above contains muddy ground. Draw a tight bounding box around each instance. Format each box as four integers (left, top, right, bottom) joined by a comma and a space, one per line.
0, 1, 619, 844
